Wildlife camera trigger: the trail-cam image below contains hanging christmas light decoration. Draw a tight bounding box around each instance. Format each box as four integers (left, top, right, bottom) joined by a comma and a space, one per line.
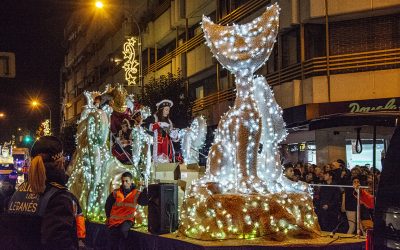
42, 119, 52, 136
179, 4, 320, 241
123, 37, 140, 85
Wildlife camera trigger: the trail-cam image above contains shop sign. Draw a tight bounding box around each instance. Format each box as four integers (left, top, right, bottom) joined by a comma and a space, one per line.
288, 143, 314, 152
348, 98, 398, 113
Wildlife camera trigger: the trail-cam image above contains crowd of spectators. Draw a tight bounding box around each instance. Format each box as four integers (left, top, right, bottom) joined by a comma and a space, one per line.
283, 160, 379, 235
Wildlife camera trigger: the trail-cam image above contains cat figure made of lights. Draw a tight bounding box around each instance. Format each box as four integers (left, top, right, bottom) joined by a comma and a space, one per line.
202, 3, 306, 194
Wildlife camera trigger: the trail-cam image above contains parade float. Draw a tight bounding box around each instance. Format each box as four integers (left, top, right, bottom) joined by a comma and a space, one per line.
179, 3, 321, 241
67, 2, 320, 242
67, 82, 207, 223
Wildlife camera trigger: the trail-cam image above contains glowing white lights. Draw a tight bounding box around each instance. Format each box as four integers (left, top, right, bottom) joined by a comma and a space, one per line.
179, 116, 207, 164
67, 86, 137, 222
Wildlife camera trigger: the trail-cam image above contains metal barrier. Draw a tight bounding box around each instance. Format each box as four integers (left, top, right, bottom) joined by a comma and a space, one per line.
309, 183, 370, 238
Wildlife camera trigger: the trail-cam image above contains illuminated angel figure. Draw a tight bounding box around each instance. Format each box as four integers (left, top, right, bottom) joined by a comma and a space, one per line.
200, 3, 306, 194
67, 85, 135, 221
179, 116, 207, 164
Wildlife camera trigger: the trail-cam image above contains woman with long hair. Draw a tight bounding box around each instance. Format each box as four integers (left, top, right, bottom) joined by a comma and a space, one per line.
143, 99, 178, 163
3, 136, 79, 249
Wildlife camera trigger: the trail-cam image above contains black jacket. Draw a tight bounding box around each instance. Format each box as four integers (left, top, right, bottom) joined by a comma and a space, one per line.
319, 183, 341, 213
0, 182, 78, 250
105, 184, 148, 218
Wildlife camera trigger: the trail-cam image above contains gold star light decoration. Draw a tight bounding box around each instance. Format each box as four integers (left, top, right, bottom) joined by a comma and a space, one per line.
122, 37, 140, 85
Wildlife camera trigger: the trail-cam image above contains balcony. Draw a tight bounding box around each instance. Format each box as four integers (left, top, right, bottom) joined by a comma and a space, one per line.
143, 0, 271, 75
192, 88, 236, 113
192, 48, 400, 112
266, 47, 400, 86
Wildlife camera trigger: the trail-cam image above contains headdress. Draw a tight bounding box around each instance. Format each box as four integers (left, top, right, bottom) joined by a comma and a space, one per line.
156, 99, 173, 110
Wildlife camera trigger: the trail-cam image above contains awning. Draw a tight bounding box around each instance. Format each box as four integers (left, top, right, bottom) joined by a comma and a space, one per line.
286, 111, 400, 132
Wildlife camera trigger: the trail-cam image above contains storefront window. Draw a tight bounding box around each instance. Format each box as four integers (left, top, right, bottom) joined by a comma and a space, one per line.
345, 139, 384, 170
286, 142, 315, 165
306, 144, 316, 165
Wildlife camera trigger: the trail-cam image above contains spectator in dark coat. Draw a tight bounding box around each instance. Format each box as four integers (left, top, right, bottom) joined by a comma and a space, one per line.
331, 161, 343, 184
318, 171, 341, 231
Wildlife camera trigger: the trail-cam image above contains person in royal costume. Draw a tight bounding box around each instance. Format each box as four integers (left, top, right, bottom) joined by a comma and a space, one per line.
143, 100, 178, 163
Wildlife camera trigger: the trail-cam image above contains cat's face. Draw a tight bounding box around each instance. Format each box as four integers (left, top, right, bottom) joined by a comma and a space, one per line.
202, 4, 279, 75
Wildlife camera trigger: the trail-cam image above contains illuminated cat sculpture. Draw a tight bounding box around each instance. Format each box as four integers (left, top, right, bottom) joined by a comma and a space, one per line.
200, 3, 304, 194
180, 4, 319, 240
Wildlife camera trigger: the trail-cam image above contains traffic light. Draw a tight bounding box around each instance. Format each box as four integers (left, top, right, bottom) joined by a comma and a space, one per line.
23, 135, 33, 144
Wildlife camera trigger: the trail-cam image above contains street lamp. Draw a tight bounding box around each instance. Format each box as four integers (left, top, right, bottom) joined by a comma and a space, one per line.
0, 112, 5, 118
95, 1, 104, 9
31, 100, 52, 134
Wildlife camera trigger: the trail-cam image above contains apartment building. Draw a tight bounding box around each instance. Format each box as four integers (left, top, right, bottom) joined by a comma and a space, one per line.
61, 0, 400, 165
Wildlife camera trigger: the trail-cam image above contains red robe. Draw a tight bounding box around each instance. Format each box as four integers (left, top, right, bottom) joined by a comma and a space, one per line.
145, 115, 174, 162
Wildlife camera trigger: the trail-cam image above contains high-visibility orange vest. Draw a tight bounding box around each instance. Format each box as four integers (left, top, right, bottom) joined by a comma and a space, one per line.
75, 214, 86, 239
108, 188, 140, 227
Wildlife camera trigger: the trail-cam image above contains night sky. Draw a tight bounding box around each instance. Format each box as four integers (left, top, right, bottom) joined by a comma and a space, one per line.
0, 0, 73, 142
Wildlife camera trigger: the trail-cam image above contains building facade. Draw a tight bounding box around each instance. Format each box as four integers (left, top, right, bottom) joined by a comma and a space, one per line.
61, 0, 400, 166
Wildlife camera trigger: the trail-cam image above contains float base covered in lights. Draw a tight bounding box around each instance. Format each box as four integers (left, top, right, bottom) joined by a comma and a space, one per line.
180, 187, 319, 241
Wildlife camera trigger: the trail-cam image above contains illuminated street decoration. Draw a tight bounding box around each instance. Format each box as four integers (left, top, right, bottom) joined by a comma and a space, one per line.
42, 119, 51, 136
179, 4, 320, 240
0, 142, 13, 164
122, 37, 140, 85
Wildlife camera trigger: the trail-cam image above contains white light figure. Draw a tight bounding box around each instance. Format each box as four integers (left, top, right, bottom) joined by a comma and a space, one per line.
197, 3, 306, 194
179, 116, 207, 164
180, 4, 318, 241
131, 105, 153, 186
67, 86, 136, 222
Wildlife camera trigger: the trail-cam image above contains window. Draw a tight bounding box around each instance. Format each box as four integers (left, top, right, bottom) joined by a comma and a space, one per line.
158, 40, 176, 59
196, 86, 204, 99
281, 28, 300, 68
0, 56, 10, 76
219, 70, 233, 90
190, 75, 217, 100
266, 46, 279, 73
218, 0, 246, 19
345, 139, 385, 170
305, 24, 326, 60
